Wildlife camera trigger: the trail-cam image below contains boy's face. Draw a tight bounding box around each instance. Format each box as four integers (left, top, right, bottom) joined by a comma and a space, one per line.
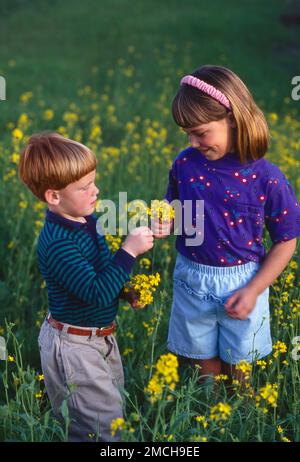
182, 114, 236, 161
47, 169, 99, 220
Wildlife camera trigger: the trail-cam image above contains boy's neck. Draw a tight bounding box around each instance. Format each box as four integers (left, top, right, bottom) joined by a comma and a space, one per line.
48, 206, 87, 223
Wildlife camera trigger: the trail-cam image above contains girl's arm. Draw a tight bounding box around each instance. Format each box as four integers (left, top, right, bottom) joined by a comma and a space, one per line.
225, 238, 297, 320
246, 238, 297, 294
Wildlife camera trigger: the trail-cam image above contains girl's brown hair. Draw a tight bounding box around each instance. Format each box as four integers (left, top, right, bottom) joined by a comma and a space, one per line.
172, 65, 269, 163
18, 132, 97, 202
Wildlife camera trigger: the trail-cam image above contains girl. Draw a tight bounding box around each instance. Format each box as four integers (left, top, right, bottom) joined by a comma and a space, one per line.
154, 65, 300, 382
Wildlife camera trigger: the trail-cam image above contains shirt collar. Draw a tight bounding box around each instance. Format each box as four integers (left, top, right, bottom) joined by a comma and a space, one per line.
45, 208, 97, 231
191, 148, 257, 169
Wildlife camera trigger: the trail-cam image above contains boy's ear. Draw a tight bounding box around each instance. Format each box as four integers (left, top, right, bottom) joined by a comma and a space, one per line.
44, 189, 61, 205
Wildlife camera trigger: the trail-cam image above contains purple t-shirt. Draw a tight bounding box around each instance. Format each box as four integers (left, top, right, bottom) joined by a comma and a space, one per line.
164, 147, 300, 266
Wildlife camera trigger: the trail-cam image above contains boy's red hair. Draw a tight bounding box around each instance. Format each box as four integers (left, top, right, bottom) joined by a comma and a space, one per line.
18, 132, 97, 201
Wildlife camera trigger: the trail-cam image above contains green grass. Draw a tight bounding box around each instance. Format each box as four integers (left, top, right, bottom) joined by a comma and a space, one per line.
0, 0, 299, 125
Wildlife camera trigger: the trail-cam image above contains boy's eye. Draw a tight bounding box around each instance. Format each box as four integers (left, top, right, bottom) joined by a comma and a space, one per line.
187, 131, 207, 137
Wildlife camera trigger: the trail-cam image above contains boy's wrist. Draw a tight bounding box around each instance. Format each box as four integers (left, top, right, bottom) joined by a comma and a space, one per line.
113, 247, 136, 273
121, 243, 137, 258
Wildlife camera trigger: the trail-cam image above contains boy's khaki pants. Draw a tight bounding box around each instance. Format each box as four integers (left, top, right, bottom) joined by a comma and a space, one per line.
38, 316, 124, 442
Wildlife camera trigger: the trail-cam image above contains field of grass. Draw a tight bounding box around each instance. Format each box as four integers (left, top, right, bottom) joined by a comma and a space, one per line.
0, 0, 300, 442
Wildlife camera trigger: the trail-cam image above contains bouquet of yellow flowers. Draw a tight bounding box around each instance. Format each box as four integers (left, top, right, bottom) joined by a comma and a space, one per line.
148, 199, 175, 239
123, 273, 161, 309
148, 200, 175, 223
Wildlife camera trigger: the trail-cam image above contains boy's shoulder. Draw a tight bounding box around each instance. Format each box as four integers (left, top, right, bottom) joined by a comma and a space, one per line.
37, 218, 73, 252
37, 211, 98, 251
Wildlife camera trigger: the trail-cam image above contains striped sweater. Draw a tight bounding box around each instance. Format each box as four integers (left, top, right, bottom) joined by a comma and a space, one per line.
37, 209, 136, 327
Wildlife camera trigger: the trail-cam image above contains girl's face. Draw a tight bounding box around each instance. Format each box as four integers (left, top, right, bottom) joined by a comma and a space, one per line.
183, 114, 236, 161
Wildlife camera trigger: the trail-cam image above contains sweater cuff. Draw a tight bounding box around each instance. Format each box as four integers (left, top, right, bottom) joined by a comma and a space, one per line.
113, 248, 136, 273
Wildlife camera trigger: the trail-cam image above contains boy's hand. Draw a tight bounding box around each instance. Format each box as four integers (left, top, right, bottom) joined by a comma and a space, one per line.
224, 287, 258, 320
122, 226, 154, 257
121, 288, 145, 309
152, 218, 174, 239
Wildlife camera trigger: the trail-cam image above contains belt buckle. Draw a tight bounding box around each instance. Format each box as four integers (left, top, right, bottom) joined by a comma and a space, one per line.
99, 325, 110, 332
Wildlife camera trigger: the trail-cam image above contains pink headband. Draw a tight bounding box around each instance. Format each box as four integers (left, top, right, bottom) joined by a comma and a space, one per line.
180, 75, 231, 110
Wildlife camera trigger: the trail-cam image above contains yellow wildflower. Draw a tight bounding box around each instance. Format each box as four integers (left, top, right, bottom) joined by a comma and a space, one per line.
123, 273, 160, 308
126, 122, 135, 132
19, 200, 28, 209
11, 153, 20, 164
123, 348, 133, 356
35, 220, 44, 228
110, 417, 134, 437
139, 258, 151, 269
210, 402, 232, 422
214, 374, 229, 382
90, 125, 102, 139
110, 417, 125, 436
273, 340, 287, 358
105, 233, 122, 253
256, 383, 278, 411
256, 360, 267, 370
148, 199, 175, 222
269, 113, 278, 122
20, 91, 33, 103
145, 353, 179, 403
236, 360, 252, 380
63, 112, 79, 124
43, 109, 54, 120
194, 436, 208, 442
12, 128, 23, 140
289, 261, 298, 270
195, 416, 208, 428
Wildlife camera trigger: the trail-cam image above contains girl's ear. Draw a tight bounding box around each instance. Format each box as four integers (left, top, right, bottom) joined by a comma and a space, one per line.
228, 112, 237, 129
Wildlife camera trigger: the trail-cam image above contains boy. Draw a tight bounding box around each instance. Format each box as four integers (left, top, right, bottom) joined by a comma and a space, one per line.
18, 132, 154, 442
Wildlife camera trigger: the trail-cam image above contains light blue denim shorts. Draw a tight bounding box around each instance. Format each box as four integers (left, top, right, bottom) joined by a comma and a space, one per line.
167, 253, 272, 364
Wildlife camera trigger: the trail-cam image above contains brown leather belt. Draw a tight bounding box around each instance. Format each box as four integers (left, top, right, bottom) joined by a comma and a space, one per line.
47, 315, 116, 337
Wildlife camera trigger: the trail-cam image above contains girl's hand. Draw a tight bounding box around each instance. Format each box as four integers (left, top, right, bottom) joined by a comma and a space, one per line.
224, 287, 258, 320
152, 218, 174, 239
